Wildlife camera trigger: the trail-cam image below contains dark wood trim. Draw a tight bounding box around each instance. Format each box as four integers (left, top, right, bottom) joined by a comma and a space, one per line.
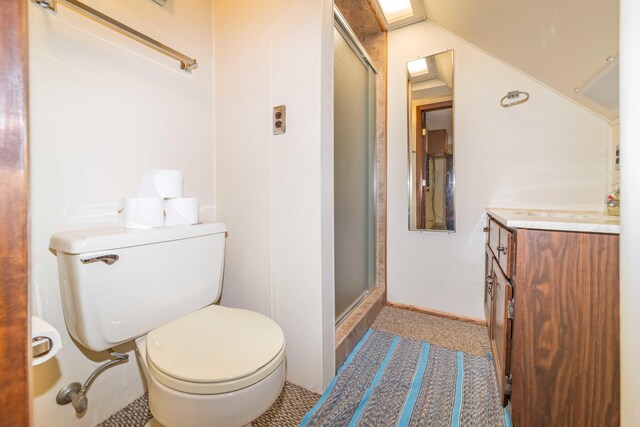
416, 100, 453, 114
0, 1, 31, 426
414, 105, 426, 228
386, 301, 487, 326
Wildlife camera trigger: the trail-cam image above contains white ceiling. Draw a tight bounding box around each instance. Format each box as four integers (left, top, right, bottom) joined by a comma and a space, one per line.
421, 0, 619, 121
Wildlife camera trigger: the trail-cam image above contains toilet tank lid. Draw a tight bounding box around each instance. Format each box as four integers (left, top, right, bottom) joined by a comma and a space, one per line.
50, 222, 227, 255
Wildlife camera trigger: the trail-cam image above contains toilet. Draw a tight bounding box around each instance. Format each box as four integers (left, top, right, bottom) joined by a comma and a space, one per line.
50, 223, 285, 427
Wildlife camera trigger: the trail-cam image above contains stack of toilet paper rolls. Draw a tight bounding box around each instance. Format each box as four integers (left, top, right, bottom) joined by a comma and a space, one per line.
123, 170, 199, 229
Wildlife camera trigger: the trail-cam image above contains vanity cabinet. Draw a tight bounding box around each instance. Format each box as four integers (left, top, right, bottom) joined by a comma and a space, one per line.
484, 214, 620, 426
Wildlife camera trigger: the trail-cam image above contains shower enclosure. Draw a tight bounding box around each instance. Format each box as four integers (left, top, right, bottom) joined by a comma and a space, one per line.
333, 9, 377, 324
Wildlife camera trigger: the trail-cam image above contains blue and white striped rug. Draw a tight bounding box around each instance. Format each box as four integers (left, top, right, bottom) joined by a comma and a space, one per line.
300, 329, 510, 427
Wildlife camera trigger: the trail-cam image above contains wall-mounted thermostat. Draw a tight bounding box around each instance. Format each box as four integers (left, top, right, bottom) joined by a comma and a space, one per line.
273, 105, 286, 135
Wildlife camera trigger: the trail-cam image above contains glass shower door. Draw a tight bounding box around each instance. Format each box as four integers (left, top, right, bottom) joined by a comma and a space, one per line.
333, 22, 376, 324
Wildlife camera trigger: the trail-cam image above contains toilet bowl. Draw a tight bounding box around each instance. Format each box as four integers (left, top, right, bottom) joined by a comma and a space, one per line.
50, 223, 285, 426
136, 305, 286, 427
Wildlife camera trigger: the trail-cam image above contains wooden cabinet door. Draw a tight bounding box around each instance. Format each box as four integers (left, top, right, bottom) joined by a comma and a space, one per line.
427, 129, 447, 157
491, 258, 513, 406
484, 245, 494, 339
510, 229, 620, 426
498, 227, 515, 279
488, 219, 500, 258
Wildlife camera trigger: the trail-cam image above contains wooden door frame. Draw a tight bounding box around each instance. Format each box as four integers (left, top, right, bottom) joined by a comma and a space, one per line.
414, 100, 452, 228
414, 106, 426, 228
0, 1, 31, 426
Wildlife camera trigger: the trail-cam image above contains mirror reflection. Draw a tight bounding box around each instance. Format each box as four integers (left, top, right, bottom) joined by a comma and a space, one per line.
407, 50, 455, 231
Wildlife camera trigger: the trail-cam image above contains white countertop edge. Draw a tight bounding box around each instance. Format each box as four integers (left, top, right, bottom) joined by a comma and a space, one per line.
486, 208, 620, 235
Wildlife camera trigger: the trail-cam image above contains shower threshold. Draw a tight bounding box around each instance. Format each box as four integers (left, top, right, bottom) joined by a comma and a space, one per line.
336, 290, 370, 327
336, 291, 369, 328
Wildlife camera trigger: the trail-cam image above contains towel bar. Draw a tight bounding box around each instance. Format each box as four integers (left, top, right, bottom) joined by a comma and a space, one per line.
32, 0, 198, 71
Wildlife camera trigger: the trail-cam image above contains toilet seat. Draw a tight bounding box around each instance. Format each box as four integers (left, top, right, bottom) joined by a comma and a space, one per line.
146, 305, 285, 394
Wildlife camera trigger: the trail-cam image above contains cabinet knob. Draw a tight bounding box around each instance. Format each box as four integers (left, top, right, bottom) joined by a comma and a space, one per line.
497, 244, 506, 253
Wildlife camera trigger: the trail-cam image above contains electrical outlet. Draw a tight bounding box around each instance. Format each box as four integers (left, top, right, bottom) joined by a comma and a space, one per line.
273, 105, 286, 135
615, 145, 620, 171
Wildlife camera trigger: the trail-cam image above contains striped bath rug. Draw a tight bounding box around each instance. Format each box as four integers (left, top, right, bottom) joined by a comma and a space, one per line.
300, 329, 508, 427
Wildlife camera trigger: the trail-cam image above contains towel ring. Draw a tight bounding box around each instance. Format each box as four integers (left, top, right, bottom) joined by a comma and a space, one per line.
501, 90, 530, 108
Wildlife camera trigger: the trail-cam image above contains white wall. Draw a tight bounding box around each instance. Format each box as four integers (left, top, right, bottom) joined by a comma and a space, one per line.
214, 0, 335, 393
619, 1, 640, 424
29, 0, 214, 425
387, 21, 610, 319
214, 1, 272, 316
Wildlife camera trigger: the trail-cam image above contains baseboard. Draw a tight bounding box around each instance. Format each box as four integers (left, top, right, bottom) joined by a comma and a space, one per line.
386, 301, 487, 326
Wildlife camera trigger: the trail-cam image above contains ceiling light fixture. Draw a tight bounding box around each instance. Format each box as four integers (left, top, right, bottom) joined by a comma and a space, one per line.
407, 57, 429, 77
378, 0, 414, 23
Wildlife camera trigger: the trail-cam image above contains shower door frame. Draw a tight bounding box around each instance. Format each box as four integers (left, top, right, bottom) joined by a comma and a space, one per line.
333, 7, 378, 326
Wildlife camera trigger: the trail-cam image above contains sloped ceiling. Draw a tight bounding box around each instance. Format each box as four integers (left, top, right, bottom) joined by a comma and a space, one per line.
422, 0, 619, 121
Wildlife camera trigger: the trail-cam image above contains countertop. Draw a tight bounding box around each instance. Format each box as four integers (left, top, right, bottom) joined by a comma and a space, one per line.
486, 208, 620, 234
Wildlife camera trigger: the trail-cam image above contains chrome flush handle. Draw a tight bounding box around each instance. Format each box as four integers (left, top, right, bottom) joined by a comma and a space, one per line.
497, 244, 507, 254
81, 255, 119, 265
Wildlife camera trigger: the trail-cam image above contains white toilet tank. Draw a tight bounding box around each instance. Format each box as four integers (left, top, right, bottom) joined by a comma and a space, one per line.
50, 223, 227, 352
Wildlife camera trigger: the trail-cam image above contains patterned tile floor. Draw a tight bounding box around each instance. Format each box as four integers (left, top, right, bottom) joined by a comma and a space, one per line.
96, 306, 490, 426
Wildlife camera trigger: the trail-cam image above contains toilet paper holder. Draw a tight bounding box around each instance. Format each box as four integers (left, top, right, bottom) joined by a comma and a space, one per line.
32, 336, 52, 358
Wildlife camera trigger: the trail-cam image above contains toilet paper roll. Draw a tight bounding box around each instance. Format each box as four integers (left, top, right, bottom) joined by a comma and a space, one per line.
123, 197, 164, 229
138, 169, 183, 199
32, 316, 63, 366
164, 198, 199, 226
